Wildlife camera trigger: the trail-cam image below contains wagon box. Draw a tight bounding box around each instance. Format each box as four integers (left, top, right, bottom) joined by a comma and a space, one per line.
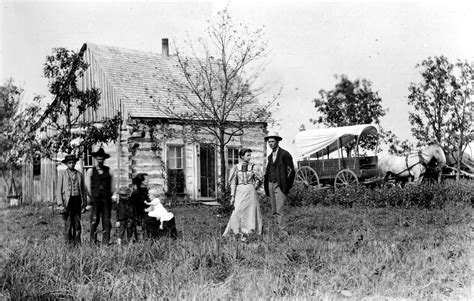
295, 124, 379, 188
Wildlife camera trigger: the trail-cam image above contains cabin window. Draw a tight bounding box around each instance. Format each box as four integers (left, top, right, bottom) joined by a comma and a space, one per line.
83, 145, 94, 170
33, 154, 41, 176
167, 145, 185, 194
227, 147, 239, 180
227, 148, 239, 167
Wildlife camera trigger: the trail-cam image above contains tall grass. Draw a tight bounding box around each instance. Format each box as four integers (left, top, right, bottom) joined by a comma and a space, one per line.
1, 181, 472, 299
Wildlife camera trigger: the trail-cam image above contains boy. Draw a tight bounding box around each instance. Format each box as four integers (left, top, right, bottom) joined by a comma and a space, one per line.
116, 186, 138, 244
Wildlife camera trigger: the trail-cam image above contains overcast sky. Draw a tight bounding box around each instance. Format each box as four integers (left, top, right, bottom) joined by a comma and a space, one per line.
1, 0, 473, 154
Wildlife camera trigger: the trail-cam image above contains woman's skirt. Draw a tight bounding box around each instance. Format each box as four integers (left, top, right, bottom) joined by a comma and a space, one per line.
223, 184, 262, 236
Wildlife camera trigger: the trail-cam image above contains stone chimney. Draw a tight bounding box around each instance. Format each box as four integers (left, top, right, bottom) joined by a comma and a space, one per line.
162, 38, 169, 57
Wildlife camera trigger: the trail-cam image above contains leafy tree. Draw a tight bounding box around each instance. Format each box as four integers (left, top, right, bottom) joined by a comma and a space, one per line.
41, 47, 122, 157
156, 10, 278, 194
408, 56, 473, 179
311, 74, 387, 155
0, 79, 42, 195
0, 79, 24, 187
0, 78, 22, 126
381, 129, 414, 155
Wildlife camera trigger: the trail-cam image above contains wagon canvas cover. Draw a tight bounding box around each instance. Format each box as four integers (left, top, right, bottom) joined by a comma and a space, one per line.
295, 124, 377, 158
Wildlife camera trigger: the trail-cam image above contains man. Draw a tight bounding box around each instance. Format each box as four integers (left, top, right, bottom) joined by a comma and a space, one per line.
57, 154, 87, 245
263, 131, 295, 235
85, 148, 115, 245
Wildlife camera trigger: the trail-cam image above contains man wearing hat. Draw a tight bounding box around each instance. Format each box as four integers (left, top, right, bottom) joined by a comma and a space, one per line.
263, 131, 295, 235
85, 148, 115, 245
57, 154, 87, 245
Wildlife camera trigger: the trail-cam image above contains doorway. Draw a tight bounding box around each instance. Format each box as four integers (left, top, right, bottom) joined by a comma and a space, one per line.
199, 144, 216, 198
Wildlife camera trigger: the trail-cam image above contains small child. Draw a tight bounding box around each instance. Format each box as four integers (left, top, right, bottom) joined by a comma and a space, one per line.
144, 189, 178, 239
116, 186, 138, 244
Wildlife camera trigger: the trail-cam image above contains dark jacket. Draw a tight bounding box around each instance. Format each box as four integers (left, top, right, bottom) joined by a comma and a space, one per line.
116, 195, 138, 222
130, 187, 149, 217
90, 166, 112, 198
264, 147, 295, 195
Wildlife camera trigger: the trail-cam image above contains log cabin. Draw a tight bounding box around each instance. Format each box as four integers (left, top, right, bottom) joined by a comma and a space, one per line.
22, 39, 268, 203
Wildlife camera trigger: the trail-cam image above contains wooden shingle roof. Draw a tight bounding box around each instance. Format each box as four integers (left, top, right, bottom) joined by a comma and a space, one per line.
85, 43, 264, 123
86, 42, 194, 119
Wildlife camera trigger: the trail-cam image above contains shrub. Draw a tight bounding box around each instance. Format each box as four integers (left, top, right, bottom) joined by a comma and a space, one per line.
288, 180, 472, 209
287, 183, 331, 207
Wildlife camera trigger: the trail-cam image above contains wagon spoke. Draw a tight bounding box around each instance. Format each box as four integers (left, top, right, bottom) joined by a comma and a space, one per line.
334, 169, 359, 189
296, 166, 319, 187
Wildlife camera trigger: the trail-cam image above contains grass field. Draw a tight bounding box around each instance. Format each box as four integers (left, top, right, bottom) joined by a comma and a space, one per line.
1, 189, 473, 299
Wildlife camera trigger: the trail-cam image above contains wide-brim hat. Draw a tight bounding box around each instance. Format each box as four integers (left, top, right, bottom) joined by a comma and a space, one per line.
264, 131, 282, 141
61, 154, 78, 164
118, 186, 132, 196
91, 148, 110, 159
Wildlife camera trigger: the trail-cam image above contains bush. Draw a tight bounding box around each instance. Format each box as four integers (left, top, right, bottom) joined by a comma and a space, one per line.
288, 181, 472, 209
287, 183, 331, 207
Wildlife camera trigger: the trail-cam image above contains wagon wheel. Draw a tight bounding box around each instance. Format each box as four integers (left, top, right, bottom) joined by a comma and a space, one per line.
296, 166, 320, 187
334, 169, 359, 189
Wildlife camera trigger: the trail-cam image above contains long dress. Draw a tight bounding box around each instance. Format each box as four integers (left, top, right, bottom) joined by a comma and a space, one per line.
223, 163, 263, 236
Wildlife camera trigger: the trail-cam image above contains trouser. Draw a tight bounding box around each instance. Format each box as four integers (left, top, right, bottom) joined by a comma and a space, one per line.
63, 195, 82, 245
144, 216, 178, 239
268, 182, 287, 231
118, 218, 138, 244
90, 196, 112, 245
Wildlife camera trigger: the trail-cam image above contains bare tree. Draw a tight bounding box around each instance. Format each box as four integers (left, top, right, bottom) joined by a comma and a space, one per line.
156, 10, 278, 193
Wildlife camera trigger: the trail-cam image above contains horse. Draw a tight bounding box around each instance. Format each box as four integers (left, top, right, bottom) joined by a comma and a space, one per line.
378, 144, 447, 184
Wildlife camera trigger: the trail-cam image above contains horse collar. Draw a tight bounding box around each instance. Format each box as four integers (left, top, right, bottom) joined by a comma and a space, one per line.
418, 150, 427, 167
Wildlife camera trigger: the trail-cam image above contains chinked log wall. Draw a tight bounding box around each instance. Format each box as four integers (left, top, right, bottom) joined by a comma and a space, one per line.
124, 121, 268, 199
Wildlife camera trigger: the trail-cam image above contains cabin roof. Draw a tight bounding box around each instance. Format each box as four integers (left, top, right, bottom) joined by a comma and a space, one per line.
85, 42, 265, 123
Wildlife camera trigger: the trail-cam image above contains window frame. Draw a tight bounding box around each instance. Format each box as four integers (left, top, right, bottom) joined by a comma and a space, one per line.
166, 144, 186, 195
226, 147, 240, 182
83, 145, 94, 169
227, 147, 240, 169
167, 144, 184, 170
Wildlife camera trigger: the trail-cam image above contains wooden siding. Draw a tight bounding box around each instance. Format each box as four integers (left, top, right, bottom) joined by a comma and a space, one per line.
21, 159, 34, 204
76, 47, 123, 123
22, 158, 57, 204
39, 158, 57, 203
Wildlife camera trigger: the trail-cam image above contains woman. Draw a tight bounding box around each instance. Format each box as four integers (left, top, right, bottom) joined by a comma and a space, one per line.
223, 148, 263, 241
130, 173, 149, 238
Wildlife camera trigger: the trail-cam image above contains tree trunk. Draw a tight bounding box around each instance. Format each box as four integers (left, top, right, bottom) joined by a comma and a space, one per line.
218, 128, 227, 196
456, 137, 463, 182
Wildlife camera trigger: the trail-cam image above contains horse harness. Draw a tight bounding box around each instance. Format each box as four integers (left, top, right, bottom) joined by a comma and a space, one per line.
400, 150, 428, 178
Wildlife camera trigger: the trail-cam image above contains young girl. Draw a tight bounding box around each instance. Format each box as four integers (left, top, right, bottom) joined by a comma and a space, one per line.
144, 189, 178, 239
223, 148, 263, 241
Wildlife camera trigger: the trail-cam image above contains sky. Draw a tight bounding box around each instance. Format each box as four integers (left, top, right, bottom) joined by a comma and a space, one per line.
1, 0, 473, 155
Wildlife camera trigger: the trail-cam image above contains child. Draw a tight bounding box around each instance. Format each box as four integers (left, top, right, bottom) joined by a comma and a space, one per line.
116, 186, 138, 244
144, 189, 178, 239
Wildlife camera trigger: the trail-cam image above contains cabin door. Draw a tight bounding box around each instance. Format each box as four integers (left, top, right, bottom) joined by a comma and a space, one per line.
199, 144, 216, 198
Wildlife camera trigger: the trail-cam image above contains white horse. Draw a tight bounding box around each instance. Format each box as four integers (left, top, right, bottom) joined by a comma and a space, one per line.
378, 144, 447, 184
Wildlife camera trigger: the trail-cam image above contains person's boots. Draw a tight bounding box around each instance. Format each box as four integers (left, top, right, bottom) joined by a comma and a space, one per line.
75, 232, 81, 246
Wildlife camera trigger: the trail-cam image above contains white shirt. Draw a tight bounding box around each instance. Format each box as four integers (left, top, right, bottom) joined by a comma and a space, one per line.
272, 147, 280, 163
